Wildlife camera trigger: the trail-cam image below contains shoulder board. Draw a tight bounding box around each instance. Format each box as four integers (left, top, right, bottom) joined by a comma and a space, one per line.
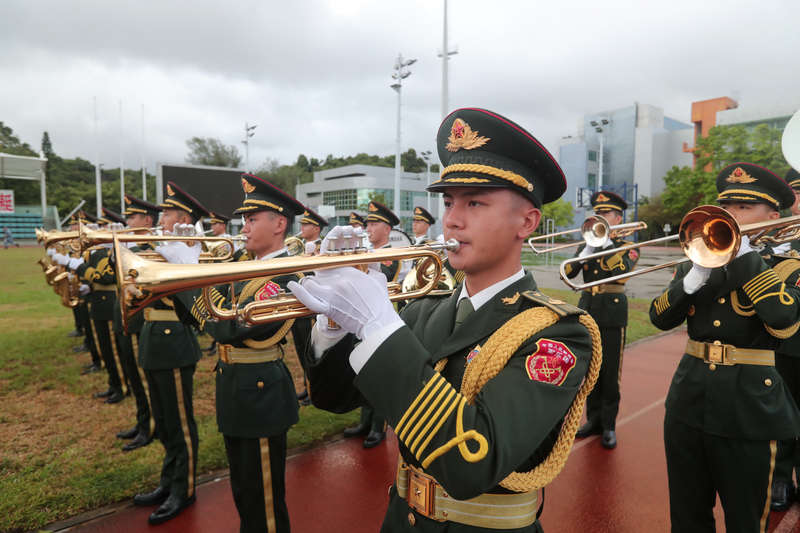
521, 290, 585, 318
773, 249, 800, 260
772, 258, 800, 282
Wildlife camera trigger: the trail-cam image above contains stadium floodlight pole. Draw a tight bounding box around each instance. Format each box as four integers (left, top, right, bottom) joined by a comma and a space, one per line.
421, 150, 433, 212
590, 118, 610, 188
243, 122, 257, 172
439, 0, 458, 120
94, 96, 102, 218
119, 100, 125, 211
391, 53, 416, 216
141, 104, 147, 201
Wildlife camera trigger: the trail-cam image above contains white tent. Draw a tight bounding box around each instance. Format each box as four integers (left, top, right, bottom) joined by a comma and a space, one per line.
0, 151, 48, 221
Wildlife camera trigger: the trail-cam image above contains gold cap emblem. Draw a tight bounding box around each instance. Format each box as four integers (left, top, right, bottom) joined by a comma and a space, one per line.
595, 193, 609, 202
124, 197, 131, 205
368, 202, 378, 212
414, 207, 422, 214
726, 167, 757, 184
446, 119, 490, 152
241, 177, 256, 194
166, 184, 175, 196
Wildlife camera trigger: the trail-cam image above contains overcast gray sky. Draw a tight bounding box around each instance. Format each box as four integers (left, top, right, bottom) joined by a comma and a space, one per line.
1, 0, 798, 174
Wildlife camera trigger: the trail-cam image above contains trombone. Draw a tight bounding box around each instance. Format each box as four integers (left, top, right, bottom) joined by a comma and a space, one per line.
528, 217, 646, 254
559, 205, 800, 291
114, 233, 459, 332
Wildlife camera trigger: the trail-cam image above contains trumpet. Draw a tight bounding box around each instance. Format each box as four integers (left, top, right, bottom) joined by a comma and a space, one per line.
284, 233, 305, 256
528, 217, 647, 254
114, 232, 459, 332
559, 205, 800, 291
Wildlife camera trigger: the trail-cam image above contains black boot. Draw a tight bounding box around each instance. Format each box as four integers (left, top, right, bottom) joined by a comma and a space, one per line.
363, 429, 386, 449
123, 431, 154, 452
67, 329, 83, 338
771, 480, 795, 511
93, 389, 113, 399
134, 486, 169, 506
104, 390, 124, 404
601, 430, 617, 449
575, 421, 602, 438
80, 363, 101, 374
116, 426, 139, 439
73, 343, 89, 353
343, 423, 369, 438
148, 493, 196, 524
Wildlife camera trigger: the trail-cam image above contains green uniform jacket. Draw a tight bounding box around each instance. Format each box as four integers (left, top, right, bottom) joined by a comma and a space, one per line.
319, 273, 593, 501
565, 238, 638, 328
775, 241, 800, 359
75, 247, 116, 320
138, 295, 202, 370
174, 258, 311, 439
649, 251, 800, 440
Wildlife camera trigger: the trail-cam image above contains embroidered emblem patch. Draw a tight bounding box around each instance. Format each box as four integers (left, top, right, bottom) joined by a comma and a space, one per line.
446, 119, 490, 152
255, 281, 282, 300
465, 345, 481, 365
166, 184, 175, 196
595, 193, 609, 202
241, 177, 256, 194
726, 167, 757, 184
795, 277, 800, 287
629, 249, 639, 260
525, 339, 577, 386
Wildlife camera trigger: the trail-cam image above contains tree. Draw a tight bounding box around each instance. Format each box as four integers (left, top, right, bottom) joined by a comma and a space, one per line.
637, 194, 680, 240
0, 121, 37, 156
185, 137, 242, 167
539, 198, 574, 230
41, 131, 54, 158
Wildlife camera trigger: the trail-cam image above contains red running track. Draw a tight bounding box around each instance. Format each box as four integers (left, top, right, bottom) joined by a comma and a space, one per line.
62, 331, 800, 533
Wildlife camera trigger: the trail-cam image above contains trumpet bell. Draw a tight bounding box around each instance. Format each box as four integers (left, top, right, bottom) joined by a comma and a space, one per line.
581, 216, 611, 248
783, 109, 800, 171
680, 205, 739, 268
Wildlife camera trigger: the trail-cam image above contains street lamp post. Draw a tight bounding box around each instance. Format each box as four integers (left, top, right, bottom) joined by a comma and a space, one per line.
242, 122, 257, 172
391, 53, 416, 216
421, 150, 432, 212
590, 118, 609, 189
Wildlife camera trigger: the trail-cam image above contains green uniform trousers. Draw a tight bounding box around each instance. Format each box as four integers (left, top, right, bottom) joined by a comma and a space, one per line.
145, 365, 198, 499
664, 414, 775, 533
89, 317, 125, 394
115, 332, 153, 436
774, 353, 800, 485
584, 326, 625, 430
78, 303, 101, 367
225, 433, 289, 533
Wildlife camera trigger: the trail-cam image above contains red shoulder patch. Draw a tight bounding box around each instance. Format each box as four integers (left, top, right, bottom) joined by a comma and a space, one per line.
629, 249, 638, 260
255, 281, 282, 300
525, 339, 577, 386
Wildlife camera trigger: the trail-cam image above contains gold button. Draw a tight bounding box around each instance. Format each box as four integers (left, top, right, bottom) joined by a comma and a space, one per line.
218, 368, 222, 374
593, 269, 598, 274
713, 340, 722, 345
442, 492, 449, 498
257, 381, 264, 389
718, 297, 726, 304
713, 320, 721, 327
709, 363, 717, 371
164, 328, 171, 334
613, 298, 619, 303
765, 378, 773, 386
408, 512, 416, 526
442, 511, 448, 518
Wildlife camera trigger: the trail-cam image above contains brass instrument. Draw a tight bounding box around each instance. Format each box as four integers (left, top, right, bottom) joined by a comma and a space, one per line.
206, 235, 247, 258
284, 233, 305, 256
783, 109, 800, 171
528, 217, 647, 254
559, 205, 800, 291
114, 233, 459, 332
52, 271, 80, 308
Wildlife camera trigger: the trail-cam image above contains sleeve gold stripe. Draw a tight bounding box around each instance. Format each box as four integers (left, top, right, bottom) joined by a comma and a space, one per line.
751, 287, 794, 306
411, 390, 461, 459
407, 387, 458, 455
742, 269, 773, 289
397, 376, 447, 442
743, 271, 780, 295
745, 276, 782, 301
420, 397, 489, 469
395, 374, 446, 438
654, 292, 670, 314
743, 270, 779, 293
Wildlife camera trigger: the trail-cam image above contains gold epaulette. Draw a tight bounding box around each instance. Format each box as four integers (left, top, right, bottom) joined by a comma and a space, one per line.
521, 290, 584, 318
772, 258, 800, 281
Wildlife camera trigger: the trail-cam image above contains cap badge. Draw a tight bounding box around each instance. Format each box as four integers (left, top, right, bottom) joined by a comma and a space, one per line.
726, 167, 757, 184
595, 193, 609, 202
368, 203, 378, 212
124, 197, 131, 205
446, 118, 490, 152
241, 177, 256, 194
166, 184, 175, 196
414, 207, 421, 214
303, 211, 310, 217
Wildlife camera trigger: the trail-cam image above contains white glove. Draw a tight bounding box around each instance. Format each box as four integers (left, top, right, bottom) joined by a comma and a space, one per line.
54, 253, 70, 266
319, 225, 365, 255
683, 263, 711, 294
735, 235, 753, 258
156, 241, 201, 264
579, 245, 596, 258
304, 242, 317, 255
78, 284, 90, 296
310, 313, 349, 360
68, 257, 84, 270
287, 267, 401, 340
46, 248, 56, 257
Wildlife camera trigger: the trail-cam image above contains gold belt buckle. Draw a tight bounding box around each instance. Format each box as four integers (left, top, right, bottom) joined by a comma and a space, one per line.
406, 469, 438, 519
218, 344, 231, 364
590, 286, 600, 295
704, 343, 728, 365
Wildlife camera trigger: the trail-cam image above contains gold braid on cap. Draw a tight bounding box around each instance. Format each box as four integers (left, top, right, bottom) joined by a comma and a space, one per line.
437, 163, 533, 192
717, 189, 778, 208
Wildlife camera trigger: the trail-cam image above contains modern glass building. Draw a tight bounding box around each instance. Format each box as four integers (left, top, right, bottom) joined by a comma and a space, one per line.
295, 164, 441, 235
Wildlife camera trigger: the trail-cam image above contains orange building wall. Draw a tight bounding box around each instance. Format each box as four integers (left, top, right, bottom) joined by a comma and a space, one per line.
682, 96, 738, 170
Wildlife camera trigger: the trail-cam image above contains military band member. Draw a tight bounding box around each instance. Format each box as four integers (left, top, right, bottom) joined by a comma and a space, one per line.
771, 167, 800, 510
132, 182, 207, 525
299, 206, 328, 255
170, 173, 312, 533
650, 163, 800, 532
411, 206, 435, 245
349, 211, 365, 229
113, 195, 161, 452
291, 108, 601, 532
209, 211, 231, 237
565, 191, 638, 449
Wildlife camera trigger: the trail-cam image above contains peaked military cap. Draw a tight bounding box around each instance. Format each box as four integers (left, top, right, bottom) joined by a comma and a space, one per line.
349, 212, 365, 227
72, 210, 99, 225
413, 206, 435, 225
786, 168, 800, 191
159, 181, 210, 222
716, 162, 794, 211
366, 200, 399, 226
102, 208, 126, 225
233, 173, 305, 218
299, 206, 328, 227
429, 108, 566, 208
208, 211, 231, 225
124, 195, 161, 219
591, 190, 627, 213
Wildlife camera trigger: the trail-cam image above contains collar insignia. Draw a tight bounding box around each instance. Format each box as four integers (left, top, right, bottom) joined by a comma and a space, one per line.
446, 118, 490, 152
502, 292, 521, 305
726, 167, 757, 183
595, 193, 609, 202
242, 178, 256, 194
166, 184, 175, 196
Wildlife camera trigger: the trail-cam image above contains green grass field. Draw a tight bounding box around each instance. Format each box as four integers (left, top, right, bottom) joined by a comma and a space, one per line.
0, 247, 662, 532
